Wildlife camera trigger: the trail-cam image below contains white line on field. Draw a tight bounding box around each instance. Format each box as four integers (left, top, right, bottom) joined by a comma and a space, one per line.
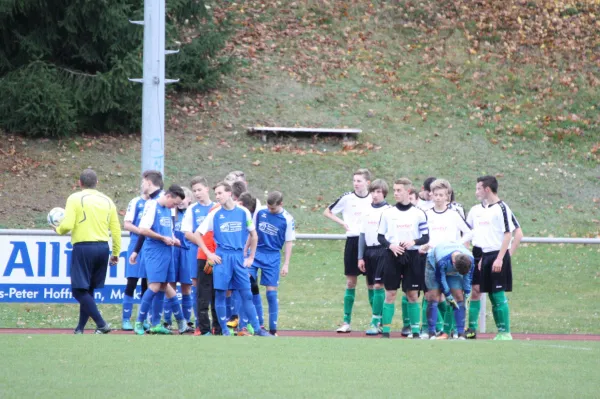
522, 343, 593, 351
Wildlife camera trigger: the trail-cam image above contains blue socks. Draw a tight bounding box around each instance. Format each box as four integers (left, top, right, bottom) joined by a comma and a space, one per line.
426, 300, 438, 335
163, 298, 172, 325
182, 294, 193, 322
122, 294, 134, 321
240, 289, 260, 332
266, 291, 278, 332
136, 289, 157, 323
152, 291, 165, 326
215, 290, 229, 334
454, 301, 466, 334
225, 294, 233, 319
169, 296, 185, 322
232, 290, 242, 318
253, 294, 264, 326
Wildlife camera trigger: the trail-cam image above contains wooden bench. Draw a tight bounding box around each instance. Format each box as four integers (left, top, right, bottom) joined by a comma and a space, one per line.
247, 127, 362, 142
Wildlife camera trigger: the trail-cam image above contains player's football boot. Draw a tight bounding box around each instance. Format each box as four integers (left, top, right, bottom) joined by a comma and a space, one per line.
336, 323, 352, 333
134, 322, 145, 335
237, 328, 252, 336
121, 320, 133, 331
465, 328, 477, 339
226, 315, 239, 329
365, 325, 379, 336
94, 324, 112, 334
400, 326, 411, 337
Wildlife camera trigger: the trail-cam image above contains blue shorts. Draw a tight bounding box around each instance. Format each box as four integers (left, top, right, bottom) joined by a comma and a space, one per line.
70, 242, 110, 290
213, 249, 251, 291
125, 240, 146, 279
171, 246, 192, 284
250, 251, 280, 287
424, 267, 464, 292
144, 245, 175, 284
188, 243, 199, 279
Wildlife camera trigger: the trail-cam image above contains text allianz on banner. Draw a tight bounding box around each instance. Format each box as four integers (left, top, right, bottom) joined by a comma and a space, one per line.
0, 231, 136, 304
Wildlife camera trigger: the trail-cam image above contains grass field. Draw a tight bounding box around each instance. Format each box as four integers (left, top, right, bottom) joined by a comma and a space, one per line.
1, 334, 599, 398
2, 243, 599, 334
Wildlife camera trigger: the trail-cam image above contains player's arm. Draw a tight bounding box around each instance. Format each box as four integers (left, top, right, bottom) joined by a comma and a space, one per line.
510, 227, 523, 257
436, 258, 457, 308
108, 201, 122, 264
357, 232, 367, 272
493, 232, 512, 273
281, 240, 293, 277
55, 195, 77, 235
323, 195, 350, 231
123, 198, 140, 234
463, 257, 474, 298
181, 206, 195, 243
244, 230, 258, 267
455, 212, 473, 247
196, 211, 221, 264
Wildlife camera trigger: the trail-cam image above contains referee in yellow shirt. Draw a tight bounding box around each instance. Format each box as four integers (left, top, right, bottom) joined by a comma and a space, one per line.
55, 169, 122, 334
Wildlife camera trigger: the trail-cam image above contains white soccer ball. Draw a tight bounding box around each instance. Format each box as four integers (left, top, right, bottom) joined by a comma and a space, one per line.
47, 207, 65, 227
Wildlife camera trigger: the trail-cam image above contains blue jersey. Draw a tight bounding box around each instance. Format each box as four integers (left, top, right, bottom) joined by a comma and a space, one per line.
255, 207, 296, 252
139, 199, 174, 249
426, 242, 474, 296
181, 201, 216, 234
124, 196, 147, 245
198, 205, 255, 251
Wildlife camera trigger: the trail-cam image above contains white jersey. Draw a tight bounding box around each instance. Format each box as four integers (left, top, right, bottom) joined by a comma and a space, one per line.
378, 204, 429, 250
469, 201, 516, 253
360, 202, 392, 247
426, 207, 473, 248
328, 191, 372, 237
448, 202, 465, 219
417, 199, 434, 211
466, 203, 486, 248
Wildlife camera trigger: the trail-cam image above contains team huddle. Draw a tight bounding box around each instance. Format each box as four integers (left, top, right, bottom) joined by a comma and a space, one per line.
118, 170, 295, 337
324, 170, 522, 340
54, 167, 521, 340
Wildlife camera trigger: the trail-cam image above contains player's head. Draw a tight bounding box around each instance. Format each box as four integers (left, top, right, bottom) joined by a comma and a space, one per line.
476, 175, 498, 201
453, 253, 472, 275
142, 170, 163, 194
266, 191, 284, 214
393, 178, 413, 204
225, 170, 246, 185
353, 168, 372, 194
178, 186, 193, 210
190, 176, 210, 202
369, 179, 388, 204
79, 169, 98, 189
231, 180, 247, 201
164, 184, 185, 209
238, 192, 257, 215
213, 182, 232, 205
421, 176, 437, 200
430, 179, 451, 207
408, 187, 418, 206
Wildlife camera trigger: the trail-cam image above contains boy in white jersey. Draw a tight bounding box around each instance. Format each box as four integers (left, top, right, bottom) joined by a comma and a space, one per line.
416, 176, 436, 211
357, 179, 391, 335
377, 178, 429, 338
471, 176, 519, 340
323, 168, 373, 333
419, 179, 472, 338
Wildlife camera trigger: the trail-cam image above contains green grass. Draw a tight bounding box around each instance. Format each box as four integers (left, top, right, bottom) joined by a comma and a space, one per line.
1, 335, 599, 398
2, 244, 599, 334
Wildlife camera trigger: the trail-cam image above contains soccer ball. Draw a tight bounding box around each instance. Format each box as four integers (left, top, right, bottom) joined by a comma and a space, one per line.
47, 207, 65, 227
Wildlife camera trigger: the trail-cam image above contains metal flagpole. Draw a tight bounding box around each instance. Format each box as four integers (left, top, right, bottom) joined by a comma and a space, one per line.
129, 0, 179, 176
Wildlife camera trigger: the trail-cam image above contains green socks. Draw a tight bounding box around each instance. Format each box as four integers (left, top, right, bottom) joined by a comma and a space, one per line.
468, 300, 481, 330
371, 288, 385, 326
343, 288, 356, 324
382, 302, 395, 334
490, 291, 510, 333
368, 289, 374, 308
402, 295, 410, 328
437, 302, 448, 332
408, 302, 420, 334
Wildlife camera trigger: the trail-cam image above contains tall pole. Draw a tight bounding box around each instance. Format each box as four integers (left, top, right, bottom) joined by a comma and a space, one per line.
129, 0, 178, 176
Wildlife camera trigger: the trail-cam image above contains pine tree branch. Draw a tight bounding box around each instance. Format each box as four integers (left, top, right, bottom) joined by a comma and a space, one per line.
59, 67, 97, 78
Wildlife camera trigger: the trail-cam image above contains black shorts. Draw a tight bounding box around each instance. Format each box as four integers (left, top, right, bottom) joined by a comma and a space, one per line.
471, 246, 483, 285
344, 237, 363, 276
480, 251, 512, 293
364, 246, 386, 286
401, 250, 426, 293
70, 242, 110, 290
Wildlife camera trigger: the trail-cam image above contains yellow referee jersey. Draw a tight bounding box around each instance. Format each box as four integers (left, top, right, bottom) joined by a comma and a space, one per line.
56, 189, 121, 256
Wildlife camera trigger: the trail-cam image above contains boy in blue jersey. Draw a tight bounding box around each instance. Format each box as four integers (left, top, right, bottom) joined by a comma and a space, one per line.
196, 182, 271, 337
132, 184, 189, 335
423, 242, 474, 340
248, 191, 295, 336
121, 190, 149, 331
182, 176, 219, 335
163, 187, 194, 330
